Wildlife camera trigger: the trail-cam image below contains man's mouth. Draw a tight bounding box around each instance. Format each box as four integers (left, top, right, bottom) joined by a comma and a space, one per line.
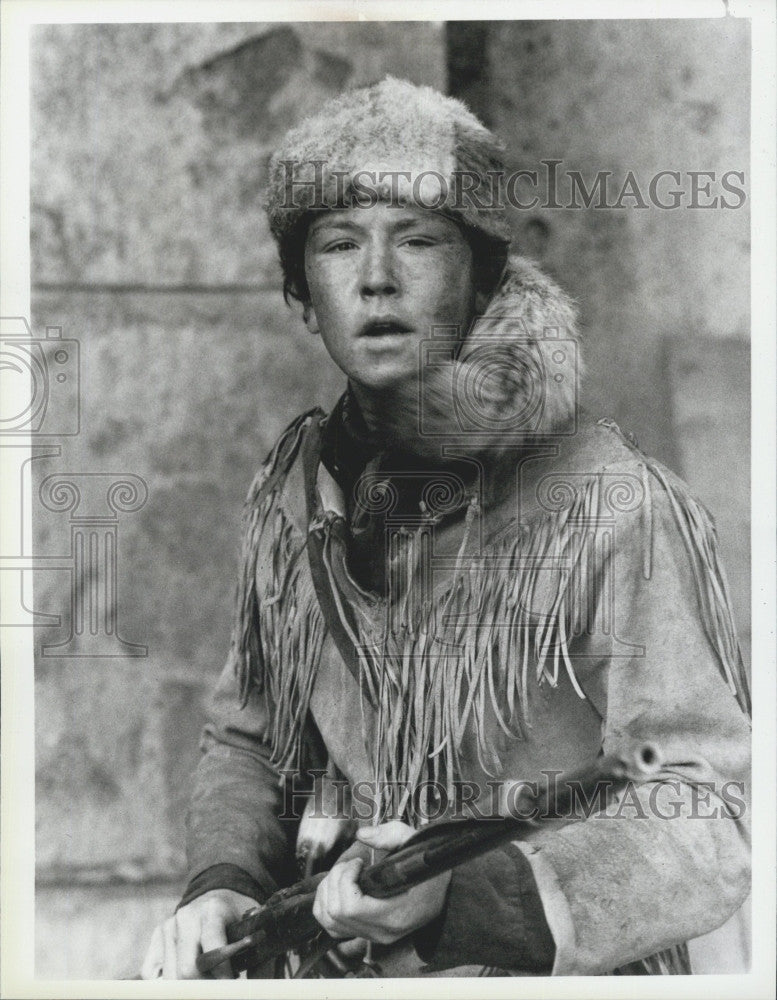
359, 317, 414, 337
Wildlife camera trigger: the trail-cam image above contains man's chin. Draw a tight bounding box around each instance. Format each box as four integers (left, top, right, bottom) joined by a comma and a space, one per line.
354, 366, 421, 395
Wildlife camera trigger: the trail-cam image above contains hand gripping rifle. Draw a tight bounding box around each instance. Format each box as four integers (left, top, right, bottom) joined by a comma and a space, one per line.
196, 742, 662, 977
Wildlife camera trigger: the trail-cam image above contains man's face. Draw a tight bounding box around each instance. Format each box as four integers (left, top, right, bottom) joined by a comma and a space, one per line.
303, 203, 479, 391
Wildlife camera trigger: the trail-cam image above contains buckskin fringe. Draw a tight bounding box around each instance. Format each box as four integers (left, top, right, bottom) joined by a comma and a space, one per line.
233, 442, 750, 813
643, 459, 751, 717
357, 480, 606, 821
231, 458, 607, 797
255, 508, 327, 770
230, 410, 325, 725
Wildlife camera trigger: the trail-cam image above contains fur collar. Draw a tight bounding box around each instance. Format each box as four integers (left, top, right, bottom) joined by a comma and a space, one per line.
377, 254, 582, 458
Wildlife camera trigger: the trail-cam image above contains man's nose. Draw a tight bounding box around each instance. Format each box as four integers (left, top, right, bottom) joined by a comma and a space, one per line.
359, 242, 398, 298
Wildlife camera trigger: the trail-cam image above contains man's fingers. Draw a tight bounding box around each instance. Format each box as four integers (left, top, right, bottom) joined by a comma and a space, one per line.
174, 910, 202, 980
314, 874, 344, 937
312, 830, 447, 948
140, 924, 164, 980
141, 891, 260, 980
356, 821, 415, 851
334, 937, 368, 959
200, 910, 232, 979
333, 856, 364, 890
327, 858, 364, 919
161, 918, 178, 979
314, 859, 364, 939
312, 872, 331, 929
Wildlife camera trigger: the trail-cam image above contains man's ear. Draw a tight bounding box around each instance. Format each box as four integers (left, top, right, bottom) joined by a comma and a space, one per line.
302, 302, 319, 335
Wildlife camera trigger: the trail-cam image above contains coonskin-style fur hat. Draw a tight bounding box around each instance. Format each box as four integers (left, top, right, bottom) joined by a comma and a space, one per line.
265, 77, 512, 254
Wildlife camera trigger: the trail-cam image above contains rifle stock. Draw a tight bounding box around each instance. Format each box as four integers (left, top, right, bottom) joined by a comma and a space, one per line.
196, 742, 661, 976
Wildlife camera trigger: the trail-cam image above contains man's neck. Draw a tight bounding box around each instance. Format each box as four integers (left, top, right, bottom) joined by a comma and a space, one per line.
349, 377, 443, 462
349, 380, 406, 443
346, 380, 525, 510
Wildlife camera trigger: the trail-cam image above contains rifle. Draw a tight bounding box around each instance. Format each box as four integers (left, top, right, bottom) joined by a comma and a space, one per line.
196, 742, 662, 977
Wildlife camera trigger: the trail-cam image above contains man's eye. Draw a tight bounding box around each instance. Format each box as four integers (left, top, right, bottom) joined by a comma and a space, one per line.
324, 240, 357, 253
401, 237, 435, 248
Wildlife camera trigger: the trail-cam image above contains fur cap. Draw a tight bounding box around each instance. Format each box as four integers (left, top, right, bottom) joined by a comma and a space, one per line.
265, 76, 512, 247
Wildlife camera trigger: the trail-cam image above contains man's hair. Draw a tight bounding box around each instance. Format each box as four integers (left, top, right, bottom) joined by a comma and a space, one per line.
279, 212, 510, 306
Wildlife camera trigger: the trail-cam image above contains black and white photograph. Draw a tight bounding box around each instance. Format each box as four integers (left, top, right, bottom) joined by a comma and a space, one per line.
0, 1, 774, 995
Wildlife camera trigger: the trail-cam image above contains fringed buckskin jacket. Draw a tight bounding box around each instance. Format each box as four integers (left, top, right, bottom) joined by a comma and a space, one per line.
183, 257, 751, 977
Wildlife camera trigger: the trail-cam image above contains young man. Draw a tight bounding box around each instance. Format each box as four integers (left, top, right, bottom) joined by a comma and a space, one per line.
142, 78, 751, 979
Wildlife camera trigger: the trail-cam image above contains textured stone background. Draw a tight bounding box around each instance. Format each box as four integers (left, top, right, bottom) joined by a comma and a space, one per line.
29, 19, 750, 978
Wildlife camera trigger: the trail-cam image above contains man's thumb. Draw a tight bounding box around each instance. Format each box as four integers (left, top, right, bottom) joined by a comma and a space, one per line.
356, 821, 415, 850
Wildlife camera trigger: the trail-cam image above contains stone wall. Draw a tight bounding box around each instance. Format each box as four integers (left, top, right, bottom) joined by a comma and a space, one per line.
31, 21, 446, 978
30, 19, 749, 978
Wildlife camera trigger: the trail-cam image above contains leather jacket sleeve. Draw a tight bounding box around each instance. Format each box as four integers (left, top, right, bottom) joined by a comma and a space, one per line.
181, 655, 315, 906
496, 473, 749, 973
